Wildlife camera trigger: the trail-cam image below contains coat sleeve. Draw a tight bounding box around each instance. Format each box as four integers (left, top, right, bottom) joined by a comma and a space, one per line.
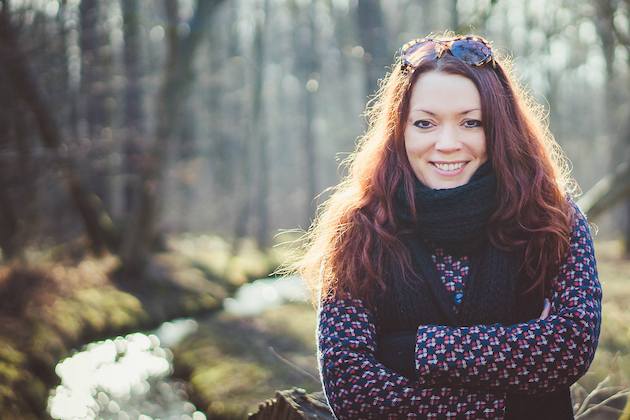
317, 295, 506, 419
412, 204, 602, 394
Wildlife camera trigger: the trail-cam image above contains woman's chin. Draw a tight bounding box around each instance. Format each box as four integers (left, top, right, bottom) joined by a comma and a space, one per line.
424, 175, 471, 190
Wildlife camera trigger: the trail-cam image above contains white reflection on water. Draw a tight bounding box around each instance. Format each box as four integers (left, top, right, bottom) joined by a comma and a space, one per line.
47, 320, 205, 420
223, 276, 308, 316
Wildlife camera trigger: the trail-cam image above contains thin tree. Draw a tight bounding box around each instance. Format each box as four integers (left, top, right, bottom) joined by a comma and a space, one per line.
79, 0, 111, 208
254, 0, 271, 248
356, 0, 389, 99
122, 0, 144, 218
120, 0, 227, 275
0, 1, 118, 256
290, 0, 321, 227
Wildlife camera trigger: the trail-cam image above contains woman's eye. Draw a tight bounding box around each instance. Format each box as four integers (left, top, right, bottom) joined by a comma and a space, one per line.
464, 119, 483, 128
413, 120, 433, 129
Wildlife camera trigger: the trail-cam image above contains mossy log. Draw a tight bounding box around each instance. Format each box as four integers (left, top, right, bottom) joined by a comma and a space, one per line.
249, 388, 335, 420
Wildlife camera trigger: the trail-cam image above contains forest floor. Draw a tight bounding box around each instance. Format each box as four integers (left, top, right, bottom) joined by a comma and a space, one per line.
0, 236, 628, 420
0, 235, 282, 420
574, 240, 630, 419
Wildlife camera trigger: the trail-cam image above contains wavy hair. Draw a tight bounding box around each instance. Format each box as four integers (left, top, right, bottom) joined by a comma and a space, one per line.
293, 34, 574, 305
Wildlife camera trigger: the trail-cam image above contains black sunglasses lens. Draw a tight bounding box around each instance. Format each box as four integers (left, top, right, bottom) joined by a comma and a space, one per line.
450, 40, 491, 65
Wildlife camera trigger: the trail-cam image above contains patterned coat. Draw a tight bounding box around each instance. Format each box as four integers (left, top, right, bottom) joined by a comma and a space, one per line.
317, 204, 601, 419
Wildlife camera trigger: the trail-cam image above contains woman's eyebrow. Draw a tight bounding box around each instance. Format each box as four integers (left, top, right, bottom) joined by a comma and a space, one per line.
460, 108, 481, 115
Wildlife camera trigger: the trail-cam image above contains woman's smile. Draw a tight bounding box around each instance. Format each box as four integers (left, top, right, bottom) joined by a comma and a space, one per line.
432, 161, 467, 172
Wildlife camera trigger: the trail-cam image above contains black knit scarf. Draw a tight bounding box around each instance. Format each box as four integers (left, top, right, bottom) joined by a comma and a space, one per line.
375, 162, 541, 331
374, 162, 573, 419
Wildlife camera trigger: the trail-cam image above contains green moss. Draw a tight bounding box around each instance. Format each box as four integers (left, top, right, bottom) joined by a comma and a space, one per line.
224, 253, 271, 287
199, 294, 218, 311
0, 384, 18, 408
168, 235, 281, 288
0, 361, 23, 384
174, 304, 320, 419
192, 358, 271, 395
52, 288, 146, 334
191, 360, 271, 418
182, 297, 200, 313
0, 344, 25, 365
47, 299, 83, 340
0, 246, 236, 419
189, 250, 232, 280
98, 291, 145, 328
26, 375, 48, 403
599, 301, 630, 352
0, 341, 45, 419
575, 242, 630, 392
29, 324, 66, 366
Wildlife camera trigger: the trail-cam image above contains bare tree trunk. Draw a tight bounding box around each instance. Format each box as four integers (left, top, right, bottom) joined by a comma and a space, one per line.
0, 2, 117, 256
122, 0, 143, 217
0, 90, 22, 259
0, 183, 20, 260
176, 102, 195, 234
79, 0, 111, 209
232, 4, 254, 245
14, 101, 38, 241
254, 0, 271, 248
120, 0, 227, 275
303, 0, 320, 227
233, 124, 253, 245
291, 0, 320, 228
356, 0, 389, 99
120, 0, 180, 274
593, 0, 630, 252
450, 0, 459, 32
206, 28, 231, 194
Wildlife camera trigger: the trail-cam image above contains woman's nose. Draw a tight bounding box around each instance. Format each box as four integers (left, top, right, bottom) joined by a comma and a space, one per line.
435, 126, 462, 153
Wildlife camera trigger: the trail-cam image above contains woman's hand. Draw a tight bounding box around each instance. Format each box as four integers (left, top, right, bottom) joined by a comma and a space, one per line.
377, 332, 416, 379
539, 298, 550, 320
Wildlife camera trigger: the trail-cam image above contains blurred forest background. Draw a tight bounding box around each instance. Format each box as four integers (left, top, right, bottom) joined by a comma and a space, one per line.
1, 0, 630, 270
3, 1, 630, 419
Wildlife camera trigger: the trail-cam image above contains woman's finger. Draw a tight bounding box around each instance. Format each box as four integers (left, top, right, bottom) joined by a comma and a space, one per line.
539, 298, 550, 319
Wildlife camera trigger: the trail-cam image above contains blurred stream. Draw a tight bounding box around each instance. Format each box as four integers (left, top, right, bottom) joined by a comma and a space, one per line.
47, 319, 203, 420
47, 276, 308, 420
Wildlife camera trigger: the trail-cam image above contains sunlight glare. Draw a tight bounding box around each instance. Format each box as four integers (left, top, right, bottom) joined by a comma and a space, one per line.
150, 26, 165, 43
578, 20, 598, 44
47, 333, 180, 420
549, 39, 569, 71
224, 276, 307, 316
263, 285, 278, 301
46, 0, 59, 18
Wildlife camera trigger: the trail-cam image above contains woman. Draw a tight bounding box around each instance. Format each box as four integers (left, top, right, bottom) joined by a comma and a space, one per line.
295, 33, 601, 419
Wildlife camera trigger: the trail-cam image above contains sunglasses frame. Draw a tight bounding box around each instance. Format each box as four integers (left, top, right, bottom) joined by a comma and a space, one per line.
401, 36, 495, 69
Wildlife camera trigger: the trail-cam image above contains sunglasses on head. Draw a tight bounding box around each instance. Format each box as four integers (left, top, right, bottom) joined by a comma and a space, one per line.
401, 36, 494, 69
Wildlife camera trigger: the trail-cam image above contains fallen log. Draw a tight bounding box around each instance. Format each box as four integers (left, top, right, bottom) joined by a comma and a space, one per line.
248, 388, 335, 420
577, 162, 630, 220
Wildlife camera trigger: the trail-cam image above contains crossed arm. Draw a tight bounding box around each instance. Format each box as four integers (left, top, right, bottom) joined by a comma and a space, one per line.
318, 298, 506, 419
409, 208, 601, 393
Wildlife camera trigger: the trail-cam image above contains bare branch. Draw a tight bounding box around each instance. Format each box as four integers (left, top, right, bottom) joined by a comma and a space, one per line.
575, 390, 630, 419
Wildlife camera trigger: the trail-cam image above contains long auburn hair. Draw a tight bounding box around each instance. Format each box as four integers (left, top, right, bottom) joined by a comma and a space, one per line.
293, 34, 574, 305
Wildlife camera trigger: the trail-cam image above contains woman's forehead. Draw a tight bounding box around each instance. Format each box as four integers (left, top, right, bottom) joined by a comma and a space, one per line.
407, 72, 481, 115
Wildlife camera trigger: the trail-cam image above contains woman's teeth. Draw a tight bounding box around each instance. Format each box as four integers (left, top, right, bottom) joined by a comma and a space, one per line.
434, 162, 465, 171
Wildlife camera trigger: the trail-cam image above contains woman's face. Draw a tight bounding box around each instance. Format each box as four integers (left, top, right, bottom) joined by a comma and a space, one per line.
404, 71, 487, 190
